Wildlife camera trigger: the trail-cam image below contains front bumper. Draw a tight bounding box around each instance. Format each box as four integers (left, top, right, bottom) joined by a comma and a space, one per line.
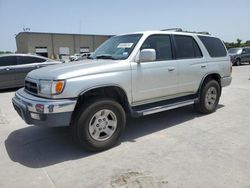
221, 76, 232, 87
12, 88, 77, 127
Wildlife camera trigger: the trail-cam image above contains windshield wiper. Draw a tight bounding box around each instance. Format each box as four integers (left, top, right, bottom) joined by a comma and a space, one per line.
96, 54, 116, 60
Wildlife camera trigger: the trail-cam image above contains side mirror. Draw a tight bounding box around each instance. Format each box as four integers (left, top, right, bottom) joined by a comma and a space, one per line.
139, 49, 156, 63
242, 50, 246, 54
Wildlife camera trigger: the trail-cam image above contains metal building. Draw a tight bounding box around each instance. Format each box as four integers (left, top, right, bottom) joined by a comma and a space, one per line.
15, 32, 111, 59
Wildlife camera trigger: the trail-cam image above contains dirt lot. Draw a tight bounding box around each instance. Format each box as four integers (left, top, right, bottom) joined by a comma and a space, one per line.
0, 65, 250, 188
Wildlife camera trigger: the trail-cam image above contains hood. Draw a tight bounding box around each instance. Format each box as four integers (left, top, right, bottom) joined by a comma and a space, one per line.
228, 52, 237, 56
27, 59, 126, 80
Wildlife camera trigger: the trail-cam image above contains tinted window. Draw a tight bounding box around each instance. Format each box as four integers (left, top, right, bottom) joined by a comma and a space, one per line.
198, 36, 227, 57
174, 35, 202, 59
17, 56, 46, 65
141, 35, 173, 61
0, 56, 17, 67
243, 48, 250, 54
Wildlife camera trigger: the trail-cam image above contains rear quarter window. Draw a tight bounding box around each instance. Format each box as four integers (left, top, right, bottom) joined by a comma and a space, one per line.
198, 36, 227, 57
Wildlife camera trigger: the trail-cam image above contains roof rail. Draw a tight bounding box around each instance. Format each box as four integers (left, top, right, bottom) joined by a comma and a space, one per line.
161, 28, 210, 35
161, 28, 183, 32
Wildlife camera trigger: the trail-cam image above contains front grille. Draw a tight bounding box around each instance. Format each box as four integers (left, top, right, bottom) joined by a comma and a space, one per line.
25, 80, 38, 94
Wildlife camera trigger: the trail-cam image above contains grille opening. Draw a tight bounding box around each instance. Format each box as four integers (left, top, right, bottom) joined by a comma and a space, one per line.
25, 80, 38, 94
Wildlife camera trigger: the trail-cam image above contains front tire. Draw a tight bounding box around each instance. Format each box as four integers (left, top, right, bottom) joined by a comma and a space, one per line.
194, 80, 221, 114
72, 98, 126, 151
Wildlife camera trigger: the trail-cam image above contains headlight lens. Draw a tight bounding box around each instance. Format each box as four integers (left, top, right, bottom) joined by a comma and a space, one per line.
39, 80, 52, 95
39, 80, 65, 95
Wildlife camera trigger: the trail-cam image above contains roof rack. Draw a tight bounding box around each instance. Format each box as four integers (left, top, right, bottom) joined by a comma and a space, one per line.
161, 28, 183, 32
161, 28, 210, 35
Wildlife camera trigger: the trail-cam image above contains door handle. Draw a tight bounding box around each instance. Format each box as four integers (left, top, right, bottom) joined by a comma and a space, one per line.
32, 65, 40, 68
5, 68, 11, 71
168, 67, 175, 71
201, 65, 206, 69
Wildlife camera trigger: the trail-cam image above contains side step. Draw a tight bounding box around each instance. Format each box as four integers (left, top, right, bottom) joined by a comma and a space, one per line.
130, 95, 198, 117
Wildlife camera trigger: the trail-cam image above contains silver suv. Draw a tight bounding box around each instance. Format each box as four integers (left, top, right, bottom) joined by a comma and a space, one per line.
12, 30, 232, 151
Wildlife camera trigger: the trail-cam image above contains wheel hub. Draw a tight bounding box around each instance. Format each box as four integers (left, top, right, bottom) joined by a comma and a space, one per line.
205, 86, 217, 110
88, 109, 117, 141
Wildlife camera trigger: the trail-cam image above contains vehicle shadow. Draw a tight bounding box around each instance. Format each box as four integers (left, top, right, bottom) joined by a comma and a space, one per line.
5, 104, 224, 168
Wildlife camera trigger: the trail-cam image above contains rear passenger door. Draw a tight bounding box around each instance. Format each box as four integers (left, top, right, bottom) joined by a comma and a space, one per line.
15, 56, 47, 86
0, 56, 17, 89
173, 35, 206, 94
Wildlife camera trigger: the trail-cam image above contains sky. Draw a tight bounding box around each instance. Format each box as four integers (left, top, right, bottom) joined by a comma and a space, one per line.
0, 0, 250, 51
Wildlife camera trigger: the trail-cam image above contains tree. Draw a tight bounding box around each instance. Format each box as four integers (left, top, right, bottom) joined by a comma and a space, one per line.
236, 38, 242, 46
0, 51, 12, 54
245, 40, 250, 47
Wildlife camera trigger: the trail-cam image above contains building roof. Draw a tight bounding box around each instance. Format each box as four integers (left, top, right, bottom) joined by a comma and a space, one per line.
16, 32, 113, 38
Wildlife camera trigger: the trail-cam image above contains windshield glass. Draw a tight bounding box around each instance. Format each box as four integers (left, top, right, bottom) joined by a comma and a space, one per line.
228, 48, 242, 54
90, 34, 142, 60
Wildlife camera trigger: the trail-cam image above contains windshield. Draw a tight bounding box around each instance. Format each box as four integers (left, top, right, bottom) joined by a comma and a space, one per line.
228, 48, 242, 54
90, 34, 142, 60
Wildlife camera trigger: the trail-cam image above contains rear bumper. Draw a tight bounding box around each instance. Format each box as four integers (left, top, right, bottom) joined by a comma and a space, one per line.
12, 88, 77, 127
221, 76, 232, 87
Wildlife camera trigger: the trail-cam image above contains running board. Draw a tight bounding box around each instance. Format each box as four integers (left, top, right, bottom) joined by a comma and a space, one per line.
131, 98, 198, 117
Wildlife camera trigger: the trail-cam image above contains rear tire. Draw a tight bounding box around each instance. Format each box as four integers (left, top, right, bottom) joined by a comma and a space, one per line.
71, 98, 126, 152
235, 59, 241, 66
194, 80, 221, 114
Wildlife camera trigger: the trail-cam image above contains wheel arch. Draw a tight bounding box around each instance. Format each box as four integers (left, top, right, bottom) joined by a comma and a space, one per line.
73, 85, 131, 117
198, 73, 222, 96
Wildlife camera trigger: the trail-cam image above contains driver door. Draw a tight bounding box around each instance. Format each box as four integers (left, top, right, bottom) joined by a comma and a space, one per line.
131, 35, 178, 104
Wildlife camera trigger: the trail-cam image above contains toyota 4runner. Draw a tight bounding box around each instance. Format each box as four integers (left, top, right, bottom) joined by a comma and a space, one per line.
12, 30, 232, 151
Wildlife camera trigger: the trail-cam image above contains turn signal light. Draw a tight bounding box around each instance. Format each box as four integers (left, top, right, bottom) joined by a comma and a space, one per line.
52, 80, 65, 94
55, 81, 64, 93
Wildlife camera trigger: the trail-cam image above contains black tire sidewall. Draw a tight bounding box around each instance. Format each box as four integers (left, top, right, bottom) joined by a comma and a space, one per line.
74, 99, 126, 151
195, 80, 221, 114
200, 80, 220, 113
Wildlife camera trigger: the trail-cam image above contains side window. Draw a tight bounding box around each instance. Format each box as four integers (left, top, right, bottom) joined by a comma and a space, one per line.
32, 57, 46, 63
198, 36, 227, 57
17, 56, 46, 65
174, 35, 202, 59
242, 48, 250, 54
141, 35, 173, 61
0, 56, 17, 67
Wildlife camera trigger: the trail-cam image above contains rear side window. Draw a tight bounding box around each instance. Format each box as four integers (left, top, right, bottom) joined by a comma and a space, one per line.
17, 56, 46, 65
0, 56, 17, 67
141, 35, 173, 61
198, 36, 227, 57
245, 48, 250, 54
174, 35, 202, 59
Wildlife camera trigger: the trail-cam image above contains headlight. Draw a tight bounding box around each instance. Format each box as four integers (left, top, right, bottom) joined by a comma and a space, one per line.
39, 80, 65, 95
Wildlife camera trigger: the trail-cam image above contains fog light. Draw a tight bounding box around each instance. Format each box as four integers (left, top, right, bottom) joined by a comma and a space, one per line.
30, 112, 41, 120
35, 104, 44, 113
